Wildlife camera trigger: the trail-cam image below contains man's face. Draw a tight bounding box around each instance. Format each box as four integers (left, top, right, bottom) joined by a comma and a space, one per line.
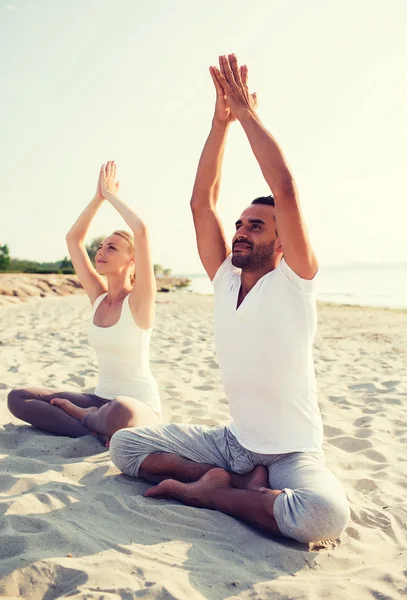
231, 204, 280, 269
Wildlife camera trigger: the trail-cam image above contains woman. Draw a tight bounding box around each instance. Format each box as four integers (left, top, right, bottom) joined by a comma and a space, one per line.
8, 161, 161, 444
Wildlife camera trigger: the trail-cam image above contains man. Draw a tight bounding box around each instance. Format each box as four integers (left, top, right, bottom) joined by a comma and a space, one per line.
109, 54, 350, 543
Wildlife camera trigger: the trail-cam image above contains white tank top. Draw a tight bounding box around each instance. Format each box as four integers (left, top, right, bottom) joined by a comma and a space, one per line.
87, 293, 161, 413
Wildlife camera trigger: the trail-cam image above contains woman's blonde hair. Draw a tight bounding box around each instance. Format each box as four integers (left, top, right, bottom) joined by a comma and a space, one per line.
113, 230, 136, 286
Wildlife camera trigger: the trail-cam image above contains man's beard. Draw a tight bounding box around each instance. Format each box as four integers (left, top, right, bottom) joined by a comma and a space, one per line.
232, 240, 276, 269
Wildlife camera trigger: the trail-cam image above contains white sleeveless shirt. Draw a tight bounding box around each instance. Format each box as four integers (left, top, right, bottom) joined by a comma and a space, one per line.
88, 293, 161, 413
212, 255, 323, 454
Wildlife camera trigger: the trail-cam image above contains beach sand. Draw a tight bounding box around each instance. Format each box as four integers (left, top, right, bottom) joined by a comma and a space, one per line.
0, 292, 406, 599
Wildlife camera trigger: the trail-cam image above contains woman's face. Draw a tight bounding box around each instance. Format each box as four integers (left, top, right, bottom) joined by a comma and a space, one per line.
95, 234, 134, 277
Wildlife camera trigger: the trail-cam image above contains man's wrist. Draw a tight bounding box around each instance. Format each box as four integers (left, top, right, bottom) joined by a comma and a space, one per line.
237, 107, 258, 126
211, 118, 231, 133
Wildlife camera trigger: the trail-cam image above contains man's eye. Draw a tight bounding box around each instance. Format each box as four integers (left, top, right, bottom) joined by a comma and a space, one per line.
252, 224, 260, 229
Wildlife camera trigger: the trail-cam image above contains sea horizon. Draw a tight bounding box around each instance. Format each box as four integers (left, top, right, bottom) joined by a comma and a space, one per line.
176, 263, 407, 310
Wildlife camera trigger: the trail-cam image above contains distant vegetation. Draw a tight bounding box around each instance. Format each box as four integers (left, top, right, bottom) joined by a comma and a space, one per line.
0, 239, 172, 277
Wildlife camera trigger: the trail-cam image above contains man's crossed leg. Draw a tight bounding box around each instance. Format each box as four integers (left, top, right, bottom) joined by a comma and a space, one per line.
109, 423, 350, 544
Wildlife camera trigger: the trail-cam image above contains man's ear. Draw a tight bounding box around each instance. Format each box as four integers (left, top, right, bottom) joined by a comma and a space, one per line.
275, 236, 284, 255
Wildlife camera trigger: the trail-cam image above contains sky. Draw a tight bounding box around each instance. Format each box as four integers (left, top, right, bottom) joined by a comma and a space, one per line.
1, 0, 406, 273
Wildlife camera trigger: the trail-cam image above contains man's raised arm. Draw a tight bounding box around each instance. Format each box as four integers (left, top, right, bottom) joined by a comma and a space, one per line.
215, 54, 318, 280
190, 67, 236, 281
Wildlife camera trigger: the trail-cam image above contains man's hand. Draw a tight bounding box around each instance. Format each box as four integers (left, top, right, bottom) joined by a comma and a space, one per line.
210, 66, 236, 125
100, 161, 120, 198
212, 54, 258, 122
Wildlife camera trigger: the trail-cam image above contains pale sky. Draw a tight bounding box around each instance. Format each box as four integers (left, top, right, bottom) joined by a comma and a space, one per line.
1, 0, 406, 273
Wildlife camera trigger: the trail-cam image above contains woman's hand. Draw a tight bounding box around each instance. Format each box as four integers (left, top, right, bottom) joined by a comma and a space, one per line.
93, 166, 104, 201
100, 161, 120, 198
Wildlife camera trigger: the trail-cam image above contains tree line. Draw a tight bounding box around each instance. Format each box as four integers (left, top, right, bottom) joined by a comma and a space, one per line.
0, 237, 172, 277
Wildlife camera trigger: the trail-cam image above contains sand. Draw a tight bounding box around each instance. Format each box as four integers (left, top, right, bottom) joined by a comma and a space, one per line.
0, 292, 406, 599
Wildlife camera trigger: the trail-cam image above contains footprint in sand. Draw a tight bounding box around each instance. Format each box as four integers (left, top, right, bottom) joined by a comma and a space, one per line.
381, 380, 400, 388
355, 428, 375, 440
350, 506, 392, 533
63, 375, 86, 388
346, 526, 362, 540
194, 385, 214, 391
384, 397, 401, 405
323, 425, 343, 438
0, 535, 27, 559
353, 478, 378, 493
9, 515, 49, 534
328, 436, 372, 453
353, 416, 374, 428
362, 449, 388, 463
348, 383, 378, 393
362, 407, 384, 416
328, 396, 347, 403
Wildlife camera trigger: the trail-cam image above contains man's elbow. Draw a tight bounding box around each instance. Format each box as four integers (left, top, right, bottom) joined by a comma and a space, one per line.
190, 190, 217, 212
272, 175, 297, 200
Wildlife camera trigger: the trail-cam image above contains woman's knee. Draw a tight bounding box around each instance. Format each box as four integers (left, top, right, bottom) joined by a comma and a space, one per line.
7, 389, 28, 418
110, 397, 160, 430
103, 399, 138, 435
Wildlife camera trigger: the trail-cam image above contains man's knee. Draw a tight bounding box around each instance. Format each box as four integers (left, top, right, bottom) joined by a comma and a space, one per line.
109, 428, 149, 477
274, 489, 350, 543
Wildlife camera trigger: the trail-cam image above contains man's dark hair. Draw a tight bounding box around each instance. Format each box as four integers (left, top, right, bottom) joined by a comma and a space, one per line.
251, 195, 275, 207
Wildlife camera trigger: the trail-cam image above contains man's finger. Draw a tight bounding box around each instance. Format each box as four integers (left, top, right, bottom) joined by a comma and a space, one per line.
240, 64, 248, 87
209, 66, 225, 97
219, 55, 236, 88
229, 53, 242, 87
213, 66, 230, 92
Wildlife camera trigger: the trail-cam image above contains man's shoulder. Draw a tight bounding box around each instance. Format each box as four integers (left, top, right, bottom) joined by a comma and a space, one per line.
212, 254, 241, 291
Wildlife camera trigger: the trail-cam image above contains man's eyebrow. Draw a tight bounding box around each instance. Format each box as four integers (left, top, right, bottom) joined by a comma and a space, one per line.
235, 218, 265, 226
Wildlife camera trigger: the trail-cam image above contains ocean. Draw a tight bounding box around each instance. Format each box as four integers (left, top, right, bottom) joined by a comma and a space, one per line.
180, 264, 407, 310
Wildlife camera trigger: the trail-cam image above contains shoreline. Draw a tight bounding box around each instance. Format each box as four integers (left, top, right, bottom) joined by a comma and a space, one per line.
1, 273, 405, 313
0, 273, 191, 307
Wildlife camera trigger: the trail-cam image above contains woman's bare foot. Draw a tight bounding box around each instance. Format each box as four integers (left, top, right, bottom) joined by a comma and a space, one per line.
50, 398, 98, 422
144, 467, 232, 508
230, 465, 269, 491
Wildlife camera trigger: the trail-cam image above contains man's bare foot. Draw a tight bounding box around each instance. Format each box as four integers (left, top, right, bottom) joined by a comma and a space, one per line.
230, 465, 269, 491
50, 398, 98, 422
144, 467, 232, 508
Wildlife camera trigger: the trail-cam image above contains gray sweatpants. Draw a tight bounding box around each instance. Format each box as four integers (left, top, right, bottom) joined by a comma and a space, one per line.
109, 424, 350, 543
